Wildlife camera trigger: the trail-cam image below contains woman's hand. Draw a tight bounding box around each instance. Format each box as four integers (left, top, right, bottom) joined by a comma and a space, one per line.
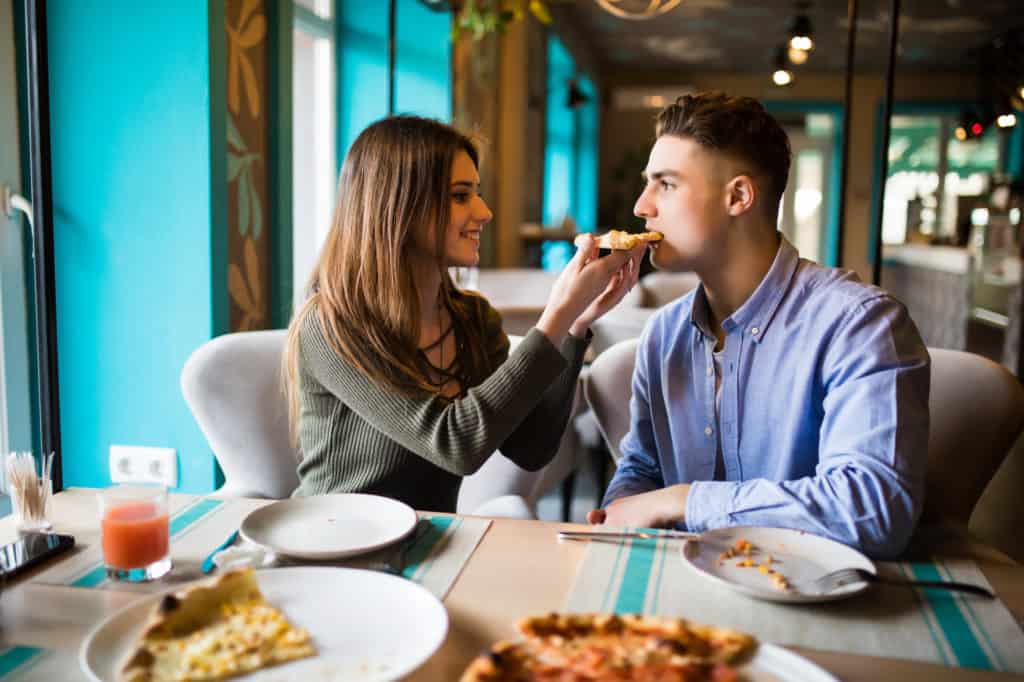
569, 242, 647, 338
535, 236, 640, 345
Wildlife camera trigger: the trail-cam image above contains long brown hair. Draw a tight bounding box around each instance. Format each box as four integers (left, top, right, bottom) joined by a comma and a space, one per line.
284, 116, 491, 442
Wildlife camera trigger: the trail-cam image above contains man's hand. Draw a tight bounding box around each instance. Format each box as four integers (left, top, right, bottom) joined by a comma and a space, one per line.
586, 484, 690, 528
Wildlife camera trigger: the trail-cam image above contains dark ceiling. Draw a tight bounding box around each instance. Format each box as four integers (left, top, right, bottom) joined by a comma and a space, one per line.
548, 0, 1024, 75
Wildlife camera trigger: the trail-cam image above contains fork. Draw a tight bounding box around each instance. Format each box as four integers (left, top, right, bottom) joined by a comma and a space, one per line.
797, 567, 995, 599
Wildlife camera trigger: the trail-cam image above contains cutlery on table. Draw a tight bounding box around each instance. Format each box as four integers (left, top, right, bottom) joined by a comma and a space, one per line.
558, 529, 700, 542
201, 530, 240, 574
796, 567, 995, 599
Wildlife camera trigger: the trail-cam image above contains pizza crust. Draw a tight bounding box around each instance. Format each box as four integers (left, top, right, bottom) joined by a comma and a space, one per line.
120, 568, 315, 682
574, 230, 663, 250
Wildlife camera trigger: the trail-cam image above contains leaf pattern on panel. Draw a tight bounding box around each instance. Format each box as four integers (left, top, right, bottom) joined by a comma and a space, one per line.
226, 113, 263, 239
228, 237, 265, 331
226, 0, 266, 119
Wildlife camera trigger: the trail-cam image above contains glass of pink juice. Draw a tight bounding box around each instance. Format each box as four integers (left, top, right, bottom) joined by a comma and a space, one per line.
99, 485, 171, 581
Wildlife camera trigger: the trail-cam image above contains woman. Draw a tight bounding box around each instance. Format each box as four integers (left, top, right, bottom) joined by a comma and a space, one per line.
284, 115, 646, 512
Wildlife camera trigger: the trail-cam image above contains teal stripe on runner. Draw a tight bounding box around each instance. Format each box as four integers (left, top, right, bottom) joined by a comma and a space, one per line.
897, 562, 950, 666
402, 516, 453, 578
0, 646, 43, 676
909, 562, 993, 670
72, 565, 109, 588
613, 534, 660, 614
599, 535, 629, 613
169, 498, 223, 536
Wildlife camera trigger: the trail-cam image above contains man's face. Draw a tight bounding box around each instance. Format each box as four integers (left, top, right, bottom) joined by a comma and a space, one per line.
633, 135, 729, 272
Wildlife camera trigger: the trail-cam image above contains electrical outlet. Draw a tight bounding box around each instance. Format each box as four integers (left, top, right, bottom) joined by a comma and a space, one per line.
109, 445, 178, 487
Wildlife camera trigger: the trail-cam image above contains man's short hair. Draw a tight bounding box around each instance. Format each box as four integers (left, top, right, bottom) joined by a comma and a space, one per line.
655, 92, 791, 219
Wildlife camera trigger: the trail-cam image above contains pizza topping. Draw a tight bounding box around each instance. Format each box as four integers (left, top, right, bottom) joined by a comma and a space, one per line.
120, 568, 315, 682
461, 613, 756, 681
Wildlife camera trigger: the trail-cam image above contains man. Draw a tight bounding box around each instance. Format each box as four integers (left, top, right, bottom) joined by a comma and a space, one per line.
587, 92, 929, 559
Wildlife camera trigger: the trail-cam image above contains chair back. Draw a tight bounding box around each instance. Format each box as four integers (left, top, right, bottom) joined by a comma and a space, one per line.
924, 347, 1024, 524
181, 330, 299, 499
639, 272, 700, 309
583, 338, 639, 462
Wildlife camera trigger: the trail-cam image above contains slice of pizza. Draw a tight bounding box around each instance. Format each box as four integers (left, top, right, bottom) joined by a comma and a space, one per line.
120, 568, 315, 682
574, 229, 663, 250
461, 612, 755, 681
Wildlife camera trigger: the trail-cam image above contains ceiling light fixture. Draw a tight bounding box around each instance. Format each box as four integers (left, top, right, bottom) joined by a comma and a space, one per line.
788, 4, 814, 53
787, 45, 809, 65
594, 0, 683, 21
772, 47, 794, 87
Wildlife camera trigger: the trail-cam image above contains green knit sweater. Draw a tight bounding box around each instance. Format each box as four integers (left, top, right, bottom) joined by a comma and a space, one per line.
294, 294, 590, 512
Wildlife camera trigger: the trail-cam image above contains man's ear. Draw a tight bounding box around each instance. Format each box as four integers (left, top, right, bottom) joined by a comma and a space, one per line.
726, 175, 756, 217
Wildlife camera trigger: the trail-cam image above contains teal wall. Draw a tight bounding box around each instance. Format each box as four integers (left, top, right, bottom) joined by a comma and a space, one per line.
542, 35, 600, 271
336, 0, 451, 167
395, 0, 451, 121
543, 35, 574, 229
336, 0, 389, 165
47, 1, 223, 492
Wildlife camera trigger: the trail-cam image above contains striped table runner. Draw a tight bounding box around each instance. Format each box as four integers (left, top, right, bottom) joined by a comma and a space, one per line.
566, 532, 1024, 673
31, 497, 489, 601
0, 647, 87, 681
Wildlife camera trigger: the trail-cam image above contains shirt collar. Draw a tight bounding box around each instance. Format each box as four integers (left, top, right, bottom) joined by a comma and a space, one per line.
689, 235, 800, 345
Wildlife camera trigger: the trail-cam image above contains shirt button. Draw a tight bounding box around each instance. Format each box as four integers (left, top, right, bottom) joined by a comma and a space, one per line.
704, 425, 713, 437
750, 326, 760, 335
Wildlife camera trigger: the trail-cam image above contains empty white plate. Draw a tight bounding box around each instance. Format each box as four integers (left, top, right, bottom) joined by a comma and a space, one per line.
240, 493, 418, 560
682, 526, 876, 603
80, 566, 448, 682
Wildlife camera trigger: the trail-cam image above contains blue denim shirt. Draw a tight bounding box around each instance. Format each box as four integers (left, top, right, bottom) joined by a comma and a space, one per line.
604, 237, 930, 558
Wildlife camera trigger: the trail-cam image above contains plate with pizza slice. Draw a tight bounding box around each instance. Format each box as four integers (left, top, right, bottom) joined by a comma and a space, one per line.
80, 566, 447, 682
461, 612, 838, 681
575, 229, 663, 250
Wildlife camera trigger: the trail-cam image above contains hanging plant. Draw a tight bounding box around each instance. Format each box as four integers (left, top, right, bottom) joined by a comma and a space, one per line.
451, 0, 555, 41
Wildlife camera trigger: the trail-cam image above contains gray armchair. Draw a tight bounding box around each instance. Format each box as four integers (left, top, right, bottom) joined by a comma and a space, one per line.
180, 330, 555, 518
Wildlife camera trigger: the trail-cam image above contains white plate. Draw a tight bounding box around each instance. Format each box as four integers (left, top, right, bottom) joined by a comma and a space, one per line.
682, 526, 876, 603
744, 643, 840, 682
240, 493, 418, 560
80, 567, 448, 682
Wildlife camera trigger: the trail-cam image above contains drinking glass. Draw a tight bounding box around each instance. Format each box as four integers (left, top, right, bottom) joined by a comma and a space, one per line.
98, 485, 172, 581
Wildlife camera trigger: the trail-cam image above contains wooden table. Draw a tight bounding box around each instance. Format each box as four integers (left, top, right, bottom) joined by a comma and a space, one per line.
1, 489, 1022, 681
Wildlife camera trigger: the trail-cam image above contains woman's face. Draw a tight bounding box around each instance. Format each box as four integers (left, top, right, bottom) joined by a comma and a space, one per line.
442, 150, 492, 267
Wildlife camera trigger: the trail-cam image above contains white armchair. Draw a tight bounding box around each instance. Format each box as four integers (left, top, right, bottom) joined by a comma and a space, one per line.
180, 330, 562, 519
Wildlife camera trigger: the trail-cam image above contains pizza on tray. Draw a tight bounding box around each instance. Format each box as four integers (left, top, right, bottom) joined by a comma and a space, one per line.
120, 568, 315, 682
574, 230, 663, 251
461, 612, 756, 681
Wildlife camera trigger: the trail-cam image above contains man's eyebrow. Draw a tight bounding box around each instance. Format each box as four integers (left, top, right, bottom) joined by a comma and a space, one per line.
640, 170, 681, 182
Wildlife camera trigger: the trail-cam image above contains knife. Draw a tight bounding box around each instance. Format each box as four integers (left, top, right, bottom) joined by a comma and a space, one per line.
557, 529, 701, 542
201, 530, 240, 574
